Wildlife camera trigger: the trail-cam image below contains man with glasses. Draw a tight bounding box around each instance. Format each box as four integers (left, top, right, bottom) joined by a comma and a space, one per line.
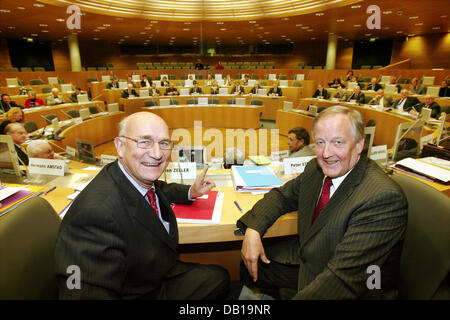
55, 111, 230, 299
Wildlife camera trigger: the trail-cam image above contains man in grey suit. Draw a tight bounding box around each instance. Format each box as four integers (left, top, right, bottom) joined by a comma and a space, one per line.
287, 127, 315, 158
368, 89, 394, 109
238, 106, 407, 299
55, 112, 229, 299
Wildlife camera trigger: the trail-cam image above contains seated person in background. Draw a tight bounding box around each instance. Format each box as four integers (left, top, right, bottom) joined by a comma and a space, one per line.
149, 83, 160, 97
26, 140, 65, 160
438, 80, 450, 97
231, 80, 245, 95
243, 75, 250, 86
24, 91, 44, 108
343, 70, 354, 82
268, 82, 283, 97
69, 87, 82, 103
141, 74, 152, 88
160, 76, 170, 87
408, 78, 425, 95
328, 78, 345, 89
366, 78, 383, 91
224, 74, 232, 86
127, 76, 138, 88
223, 147, 245, 169
287, 127, 315, 158
389, 76, 402, 94
368, 89, 393, 109
106, 78, 120, 89
312, 84, 328, 99
195, 58, 204, 70
210, 80, 220, 95
346, 86, 365, 104
0, 107, 24, 134
249, 82, 262, 95
46, 88, 65, 106
392, 89, 421, 112
238, 106, 407, 300
205, 74, 214, 86
333, 86, 347, 101
189, 83, 203, 95
121, 83, 139, 99
415, 95, 441, 119
1, 94, 23, 113
215, 61, 224, 70
165, 83, 179, 96
5, 123, 29, 165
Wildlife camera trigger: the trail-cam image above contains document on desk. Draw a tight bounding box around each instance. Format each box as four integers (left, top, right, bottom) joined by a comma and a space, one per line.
394, 157, 450, 184
172, 190, 223, 224
232, 165, 282, 193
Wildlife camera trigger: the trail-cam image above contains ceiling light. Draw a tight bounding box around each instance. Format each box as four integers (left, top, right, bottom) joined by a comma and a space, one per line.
415, 23, 423, 26
150, 21, 158, 24
0, 9, 11, 13
351, 5, 361, 8
56, 18, 64, 22
296, 24, 303, 27
408, 34, 415, 37
396, 30, 404, 33
39, 24, 48, 27
432, 26, 441, 29
336, 19, 344, 22
220, 28, 227, 31
315, 13, 324, 16
409, 16, 419, 19
183, 28, 190, 31
217, 22, 224, 25
8, 26, 15, 29
354, 24, 361, 27
184, 22, 191, 25
31, 33, 38, 36
301, 26, 309, 29
17, 7, 25, 10
103, 24, 110, 27
282, 17, 289, 20
249, 21, 256, 23
41, 30, 49, 33
383, 11, 392, 14
33, 3, 45, 8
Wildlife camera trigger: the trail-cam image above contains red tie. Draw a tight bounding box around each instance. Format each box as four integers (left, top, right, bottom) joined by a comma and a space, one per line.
147, 188, 159, 217
313, 177, 333, 223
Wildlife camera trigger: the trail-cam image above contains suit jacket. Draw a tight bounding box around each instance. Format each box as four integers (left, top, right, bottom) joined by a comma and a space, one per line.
237, 156, 407, 299
141, 79, 152, 87
0, 101, 22, 113
366, 83, 382, 91
15, 144, 29, 165
106, 82, 119, 89
368, 95, 394, 109
55, 161, 192, 299
417, 102, 441, 119
312, 89, 328, 99
165, 87, 179, 96
189, 87, 203, 94
122, 89, 139, 98
289, 144, 315, 158
346, 92, 366, 104
392, 96, 421, 112
231, 86, 245, 95
268, 87, 283, 96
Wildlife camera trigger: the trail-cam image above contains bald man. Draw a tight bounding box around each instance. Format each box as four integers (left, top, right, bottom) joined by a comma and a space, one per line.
55, 112, 229, 299
5, 123, 29, 165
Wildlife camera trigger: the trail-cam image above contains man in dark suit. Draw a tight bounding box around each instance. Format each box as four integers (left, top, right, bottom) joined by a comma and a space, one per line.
165, 84, 179, 96
5, 123, 29, 165
55, 112, 230, 299
368, 89, 394, 109
268, 83, 283, 96
312, 84, 328, 99
231, 80, 245, 95
238, 106, 407, 299
1, 94, 23, 113
121, 84, 139, 98
346, 86, 366, 104
141, 74, 152, 88
189, 83, 203, 95
416, 95, 441, 119
106, 78, 119, 89
392, 89, 421, 112
366, 78, 383, 91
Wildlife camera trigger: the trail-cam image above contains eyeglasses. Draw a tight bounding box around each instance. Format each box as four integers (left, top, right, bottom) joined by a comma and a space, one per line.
120, 136, 173, 150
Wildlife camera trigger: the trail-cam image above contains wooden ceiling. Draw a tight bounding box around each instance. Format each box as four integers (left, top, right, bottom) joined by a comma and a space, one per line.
0, 0, 448, 47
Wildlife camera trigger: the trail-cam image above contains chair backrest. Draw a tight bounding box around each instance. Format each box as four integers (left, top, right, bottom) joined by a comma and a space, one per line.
41, 87, 52, 94
44, 114, 59, 125
67, 109, 80, 118
250, 99, 263, 106
0, 197, 61, 299
187, 98, 197, 105
208, 98, 219, 105
144, 100, 157, 107
88, 106, 99, 114
391, 173, 450, 299
30, 79, 44, 85
24, 121, 39, 133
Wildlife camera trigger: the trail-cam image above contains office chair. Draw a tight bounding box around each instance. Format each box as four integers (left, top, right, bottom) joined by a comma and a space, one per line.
66, 110, 80, 118
391, 173, 450, 299
187, 98, 197, 105
24, 121, 39, 133
208, 98, 219, 105
44, 114, 59, 125
250, 99, 263, 106
41, 87, 52, 94
88, 106, 99, 114
30, 79, 44, 85
0, 197, 61, 299
366, 119, 377, 127
144, 100, 157, 107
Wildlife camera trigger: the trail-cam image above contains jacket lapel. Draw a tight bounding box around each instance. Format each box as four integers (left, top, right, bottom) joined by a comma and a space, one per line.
107, 161, 178, 252
300, 157, 369, 248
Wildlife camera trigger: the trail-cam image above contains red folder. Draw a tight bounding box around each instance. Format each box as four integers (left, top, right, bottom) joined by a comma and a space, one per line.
172, 190, 218, 222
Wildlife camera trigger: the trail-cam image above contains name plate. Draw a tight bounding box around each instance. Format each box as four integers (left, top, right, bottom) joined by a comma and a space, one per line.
66, 146, 76, 157
283, 156, 315, 174
369, 145, 387, 161
100, 154, 118, 165
165, 162, 197, 179
29, 158, 66, 176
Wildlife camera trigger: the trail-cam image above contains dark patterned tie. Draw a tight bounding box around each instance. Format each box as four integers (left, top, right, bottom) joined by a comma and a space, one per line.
147, 188, 159, 217
313, 177, 333, 223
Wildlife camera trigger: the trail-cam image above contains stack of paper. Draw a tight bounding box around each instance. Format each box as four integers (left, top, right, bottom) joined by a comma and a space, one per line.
249, 155, 272, 166
394, 157, 450, 184
231, 166, 282, 194
172, 190, 223, 224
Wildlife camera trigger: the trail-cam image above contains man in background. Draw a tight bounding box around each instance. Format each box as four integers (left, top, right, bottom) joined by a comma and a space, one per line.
287, 127, 315, 158
5, 123, 29, 165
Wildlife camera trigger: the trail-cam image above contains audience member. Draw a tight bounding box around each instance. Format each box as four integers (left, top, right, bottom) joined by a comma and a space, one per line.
205, 74, 214, 86
69, 87, 82, 103
231, 80, 245, 95
122, 83, 139, 98
149, 83, 160, 97
24, 91, 44, 108
106, 78, 120, 89
160, 76, 170, 87
46, 88, 65, 106
343, 70, 354, 82
189, 83, 203, 95
0, 107, 24, 134
438, 80, 449, 97
366, 78, 382, 91
141, 75, 152, 88
268, 82, 282, 97
416, 95, 441, 119
5, 123, 29, 165
346, 86, 365, 104
368, 89, 393, 109
333, 86, 347, 101
165, 83, 179, 96
215, 61, 224, 70
210, 81, 220, 95
328, 78, 345, 89
312, 84, 328, 99
392, 89, 421, 112
26, 140, 65, 160
287, 127, 315, 158
408, 78, 425, 95
249, 82, 262, 95
0, 94, 23, 113
194, 59, 204, 70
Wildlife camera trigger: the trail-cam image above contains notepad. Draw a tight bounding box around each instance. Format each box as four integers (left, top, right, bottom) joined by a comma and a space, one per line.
172, 190, 223, 224
249, 155, 272, 166
232, 166, 282, 193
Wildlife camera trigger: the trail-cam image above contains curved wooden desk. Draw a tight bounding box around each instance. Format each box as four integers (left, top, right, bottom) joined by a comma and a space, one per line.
143, 105, 263, 129
281, 100, 435, 148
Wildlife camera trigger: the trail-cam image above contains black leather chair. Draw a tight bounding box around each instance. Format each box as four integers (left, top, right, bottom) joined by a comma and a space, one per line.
0, 197, 61, 299
66, 110, 80, 118
44, 114, 59, 125
24, 121, 39, 133
391, 173, 450, 299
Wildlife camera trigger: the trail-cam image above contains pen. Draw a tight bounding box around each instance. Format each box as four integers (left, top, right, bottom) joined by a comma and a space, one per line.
234, 200, 243, 213
44, 186, 57, 195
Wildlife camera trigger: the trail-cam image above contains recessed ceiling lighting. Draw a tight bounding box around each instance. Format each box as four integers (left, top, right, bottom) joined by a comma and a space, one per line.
93, 38, 99, 40
383, 27, 391, 30
441, 15, 448, 18
396, 30, 404, 33
41, 30, 49, 33
432, 26, 441, 29
336, 19, 344, 22
145, 26, 152, 30
97, 26, 106, 30
140, 32, 146, 34
183, 28, 190, 31
103, 24, 110, 27
281, 35, 286, 38
31, 33, 38, 36
39, 24, 48, 27
296, 24, 303, 27
315, 13, 324, 16
415, 23, 423, 26
264, 32, 270, 34
249, 21, 256, 23
408, 34, 415, 37
115, 18, 123, 21
365, 33, 372, 36
409, 16, 419, 19
56, 18, 64, 22
282, 17, 289, 20
184, 22, 191, 25
354, 24, 361, 27
33, 3, 45, 8
351, 5, 361, 8
150, 21, 158, 24
8, 26, 15, 29
383, 11, 392, 14
301, 26, 309, 29
220, 28, 227, 31
0, 9, 11, 13
311, 37, 316, 40
17, 7, 25, 10
217, 22, 224, 24
124, 35, 129, 38
307, 29, 313, 32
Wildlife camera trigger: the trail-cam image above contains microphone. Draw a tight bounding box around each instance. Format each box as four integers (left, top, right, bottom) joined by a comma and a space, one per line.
47, 139, 67, 152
